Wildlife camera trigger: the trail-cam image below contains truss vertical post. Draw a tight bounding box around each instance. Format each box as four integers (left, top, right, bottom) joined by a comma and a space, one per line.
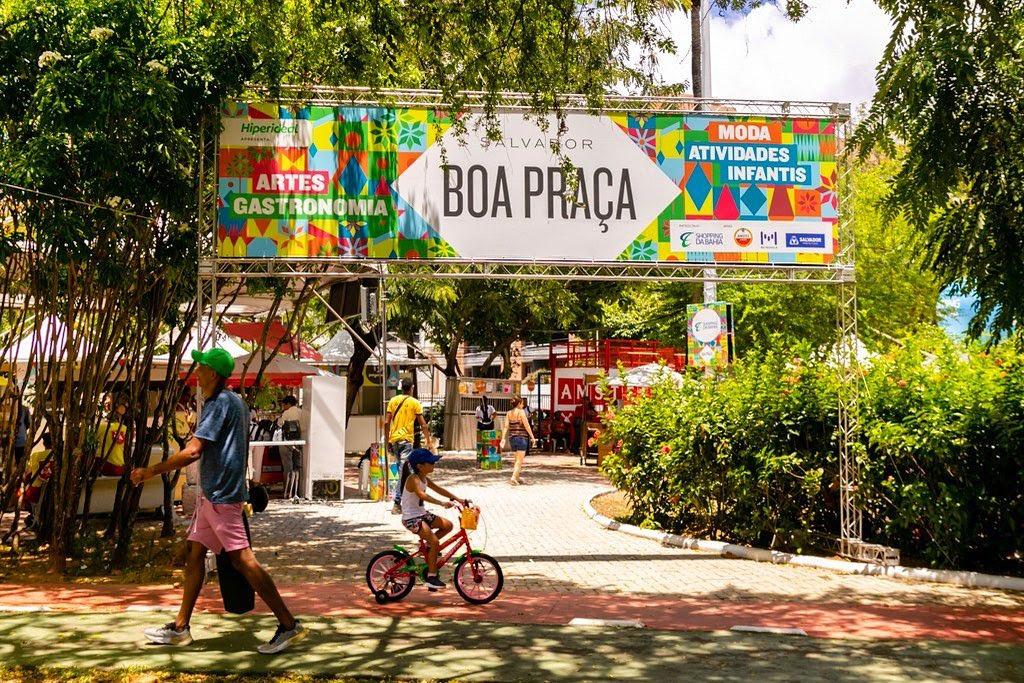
834, 113, 898, 565
837, 276, 862, 554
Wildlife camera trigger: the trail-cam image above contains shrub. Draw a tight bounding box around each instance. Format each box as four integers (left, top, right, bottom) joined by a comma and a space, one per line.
600, 331, 1024, 573
860, 331, 1024, 570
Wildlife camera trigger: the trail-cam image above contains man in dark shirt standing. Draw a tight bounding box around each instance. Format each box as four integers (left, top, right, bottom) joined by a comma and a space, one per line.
131, 348, 306, 655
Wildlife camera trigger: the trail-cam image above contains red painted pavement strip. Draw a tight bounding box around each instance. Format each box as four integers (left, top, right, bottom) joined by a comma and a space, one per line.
2, 582, 1023, 644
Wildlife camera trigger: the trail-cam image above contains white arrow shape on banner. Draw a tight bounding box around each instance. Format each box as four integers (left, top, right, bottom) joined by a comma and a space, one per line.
392, 113, 681, 261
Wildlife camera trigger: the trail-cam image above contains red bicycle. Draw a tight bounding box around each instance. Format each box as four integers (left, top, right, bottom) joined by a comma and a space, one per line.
365, 502, 504, 605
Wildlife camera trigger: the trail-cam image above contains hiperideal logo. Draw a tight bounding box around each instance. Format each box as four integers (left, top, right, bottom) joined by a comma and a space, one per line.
734, 228, 753, 248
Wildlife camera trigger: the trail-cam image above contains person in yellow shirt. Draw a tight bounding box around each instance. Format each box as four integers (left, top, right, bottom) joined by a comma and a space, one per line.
95, 394, 129, 477
22, 433, 55, 512
383, 377, 432, 514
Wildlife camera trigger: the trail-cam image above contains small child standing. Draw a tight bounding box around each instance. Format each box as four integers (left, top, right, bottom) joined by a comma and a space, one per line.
400, 448, 467, 590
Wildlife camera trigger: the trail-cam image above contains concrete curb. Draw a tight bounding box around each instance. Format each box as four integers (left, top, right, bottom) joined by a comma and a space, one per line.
583, 490, 1024, 593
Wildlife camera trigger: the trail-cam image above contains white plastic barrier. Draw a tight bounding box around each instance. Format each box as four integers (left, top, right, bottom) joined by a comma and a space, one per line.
78, 446, 184, 515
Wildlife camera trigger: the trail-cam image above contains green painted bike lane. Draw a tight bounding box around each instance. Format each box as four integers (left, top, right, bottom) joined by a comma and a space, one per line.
1, 611, 1022, 681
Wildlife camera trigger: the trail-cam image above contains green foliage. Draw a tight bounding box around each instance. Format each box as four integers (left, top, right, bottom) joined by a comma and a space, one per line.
601, 330, 1024, 572
860, 330, 1024, 570
853, 155, 942, 338
424, 401, 445, 439
855, 1, 1024, 340
389, 279, 613, 375
601, 346, 837, 551
601, 155, 941, 354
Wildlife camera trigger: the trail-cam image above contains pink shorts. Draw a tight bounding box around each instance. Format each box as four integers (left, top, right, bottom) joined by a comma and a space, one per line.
187, 497, 249, 554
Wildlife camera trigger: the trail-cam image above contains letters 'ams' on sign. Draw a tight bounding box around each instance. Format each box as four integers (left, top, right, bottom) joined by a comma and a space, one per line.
217, 103, 839, 264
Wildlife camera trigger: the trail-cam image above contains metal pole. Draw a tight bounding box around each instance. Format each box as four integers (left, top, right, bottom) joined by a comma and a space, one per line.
379, 271, 388, 491
700, 0, 712, 96
698, 0, 717, 304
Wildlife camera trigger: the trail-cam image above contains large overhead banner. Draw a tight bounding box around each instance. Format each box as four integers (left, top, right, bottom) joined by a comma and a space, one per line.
217, 102, 838, 264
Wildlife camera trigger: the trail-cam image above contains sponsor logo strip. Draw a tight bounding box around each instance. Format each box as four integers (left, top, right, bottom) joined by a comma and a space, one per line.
668, 220, 834, 257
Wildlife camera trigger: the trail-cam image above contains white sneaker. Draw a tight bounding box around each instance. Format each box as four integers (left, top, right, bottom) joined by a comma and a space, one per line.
257, 620, 307, 654
144, 622, 193, 646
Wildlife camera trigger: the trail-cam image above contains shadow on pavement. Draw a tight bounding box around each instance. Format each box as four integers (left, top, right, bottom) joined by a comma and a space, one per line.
0, 611, 1022, 681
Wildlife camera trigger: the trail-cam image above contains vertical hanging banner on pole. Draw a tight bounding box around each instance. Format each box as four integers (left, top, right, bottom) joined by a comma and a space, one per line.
687, 303, 734, 369
217, 102, 839, 263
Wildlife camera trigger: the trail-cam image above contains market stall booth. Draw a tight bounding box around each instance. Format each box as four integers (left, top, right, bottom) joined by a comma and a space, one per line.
550, 340, 685, 462
442, 377, 522, 452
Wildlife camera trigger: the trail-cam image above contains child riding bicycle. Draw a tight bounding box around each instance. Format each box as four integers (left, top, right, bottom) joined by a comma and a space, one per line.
400, 448, 468, 591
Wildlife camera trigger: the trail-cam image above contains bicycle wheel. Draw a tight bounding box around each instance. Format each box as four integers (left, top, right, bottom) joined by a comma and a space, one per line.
366, 550, 415, 602
453, 552, 504, 604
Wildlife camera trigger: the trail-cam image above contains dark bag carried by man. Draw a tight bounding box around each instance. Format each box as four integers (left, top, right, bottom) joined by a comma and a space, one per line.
216, 509, 255, 614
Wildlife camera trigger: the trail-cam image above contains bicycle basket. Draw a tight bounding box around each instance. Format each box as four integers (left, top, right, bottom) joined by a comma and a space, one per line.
460, 507, 479, 530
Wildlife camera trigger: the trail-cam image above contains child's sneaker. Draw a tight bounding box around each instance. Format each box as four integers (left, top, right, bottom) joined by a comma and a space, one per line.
391, 502, 402, 515
257, 620, 307, 654
424, 575, 446, 591
144, 622, 193, 646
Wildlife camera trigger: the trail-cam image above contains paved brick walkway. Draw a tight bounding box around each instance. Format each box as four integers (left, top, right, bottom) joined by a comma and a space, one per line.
251, 452, 1024, 609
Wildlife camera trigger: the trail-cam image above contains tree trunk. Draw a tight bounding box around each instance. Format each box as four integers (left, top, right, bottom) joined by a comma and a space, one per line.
479, 318, 534, 375
691, 0, 703, 99
345, 324, 379, 426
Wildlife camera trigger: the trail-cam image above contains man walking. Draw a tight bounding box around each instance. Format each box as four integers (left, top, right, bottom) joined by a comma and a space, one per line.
131, 348, 306, 655
383, 376, 432, 514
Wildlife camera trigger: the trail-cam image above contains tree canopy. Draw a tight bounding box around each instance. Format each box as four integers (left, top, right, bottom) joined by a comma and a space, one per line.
855, 0, 1024, 340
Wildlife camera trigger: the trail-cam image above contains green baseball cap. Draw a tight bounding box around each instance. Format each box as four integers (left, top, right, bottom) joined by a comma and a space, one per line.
191, 348, 235, 378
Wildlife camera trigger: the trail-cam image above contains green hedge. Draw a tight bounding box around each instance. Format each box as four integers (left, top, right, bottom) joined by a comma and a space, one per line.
599, 331, 1024, 573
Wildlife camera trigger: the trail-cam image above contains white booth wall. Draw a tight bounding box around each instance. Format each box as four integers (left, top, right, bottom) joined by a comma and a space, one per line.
301, 374, 347, 498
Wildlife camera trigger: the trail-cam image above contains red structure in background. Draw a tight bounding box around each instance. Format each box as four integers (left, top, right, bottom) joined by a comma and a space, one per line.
549, 339, 686, 376
543, 340, 685, 452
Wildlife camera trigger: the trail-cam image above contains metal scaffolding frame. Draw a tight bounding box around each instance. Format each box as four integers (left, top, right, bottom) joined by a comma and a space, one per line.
197, 89, 897, 564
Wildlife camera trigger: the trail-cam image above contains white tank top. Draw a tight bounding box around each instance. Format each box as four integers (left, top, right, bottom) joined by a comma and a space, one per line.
401, 475, 427, 520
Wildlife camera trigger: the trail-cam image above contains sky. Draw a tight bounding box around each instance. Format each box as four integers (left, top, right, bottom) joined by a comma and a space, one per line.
654, 1, 979, 334
657, 0, 894, 110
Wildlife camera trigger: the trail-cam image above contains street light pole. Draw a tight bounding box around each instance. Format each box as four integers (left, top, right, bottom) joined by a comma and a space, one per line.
695, 0, 716, 304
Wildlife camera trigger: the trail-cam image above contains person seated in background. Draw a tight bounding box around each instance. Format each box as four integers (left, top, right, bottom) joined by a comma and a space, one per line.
571, 396, 597, 453
21, 433, 55, 524
95, 394, 129, 476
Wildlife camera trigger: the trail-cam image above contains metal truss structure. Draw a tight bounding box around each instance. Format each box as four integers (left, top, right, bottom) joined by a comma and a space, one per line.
254, 84, 851, 120
200, 257, 849, 284
198, 88, 896, 565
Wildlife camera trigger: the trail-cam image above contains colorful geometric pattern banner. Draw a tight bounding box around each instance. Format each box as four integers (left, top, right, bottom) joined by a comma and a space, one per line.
218, 103, 839, 264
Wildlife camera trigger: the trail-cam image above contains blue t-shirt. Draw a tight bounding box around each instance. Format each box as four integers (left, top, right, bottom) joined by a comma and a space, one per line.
195, 389, 249, 504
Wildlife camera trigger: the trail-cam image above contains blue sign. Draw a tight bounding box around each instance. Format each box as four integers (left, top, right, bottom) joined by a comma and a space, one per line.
785, 233, 826, 249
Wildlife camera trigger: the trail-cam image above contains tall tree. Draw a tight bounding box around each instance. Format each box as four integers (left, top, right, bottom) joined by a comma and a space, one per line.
388, 280, 613, 378
855, 0, 1024, 340
0, 0, 274, 570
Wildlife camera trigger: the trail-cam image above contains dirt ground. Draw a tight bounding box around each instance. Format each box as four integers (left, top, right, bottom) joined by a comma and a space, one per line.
589, 488, 632, 521
0, 517, 185, 585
